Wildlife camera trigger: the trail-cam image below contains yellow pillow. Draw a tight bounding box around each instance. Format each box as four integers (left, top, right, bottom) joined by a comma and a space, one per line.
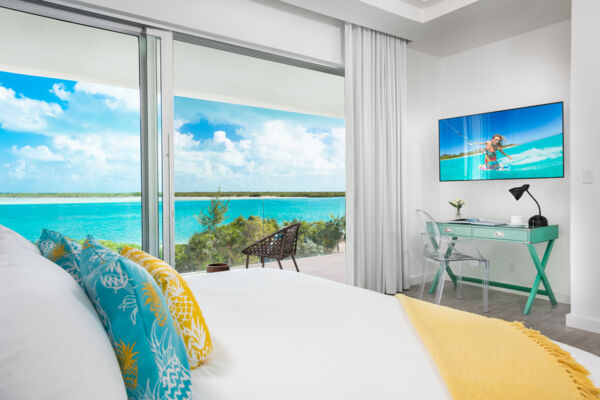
120, 247, 212, 368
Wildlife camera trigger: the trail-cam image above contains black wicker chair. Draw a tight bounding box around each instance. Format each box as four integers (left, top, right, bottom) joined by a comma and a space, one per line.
242, 223, 301, 272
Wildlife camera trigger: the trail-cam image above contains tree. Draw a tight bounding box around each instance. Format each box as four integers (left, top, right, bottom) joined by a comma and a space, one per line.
196, 189, 229, 233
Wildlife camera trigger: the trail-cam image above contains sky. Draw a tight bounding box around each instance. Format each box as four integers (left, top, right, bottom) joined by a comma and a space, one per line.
439, 102, 563, 156
0, 70, 345, 193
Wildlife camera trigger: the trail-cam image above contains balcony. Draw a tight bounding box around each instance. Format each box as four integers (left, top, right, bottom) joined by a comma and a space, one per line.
233, 252, 347, 284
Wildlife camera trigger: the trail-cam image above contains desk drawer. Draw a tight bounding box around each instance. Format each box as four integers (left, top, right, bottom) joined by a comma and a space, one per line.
473, 227, 528, 242
439, 225, 472, 236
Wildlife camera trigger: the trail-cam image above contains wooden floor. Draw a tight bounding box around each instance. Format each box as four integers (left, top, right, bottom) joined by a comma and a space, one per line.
245, 253, 600, 356
403, 280, 600, 356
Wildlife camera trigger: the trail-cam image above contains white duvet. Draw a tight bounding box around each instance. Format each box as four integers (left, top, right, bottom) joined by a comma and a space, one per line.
185, 269, 600, 399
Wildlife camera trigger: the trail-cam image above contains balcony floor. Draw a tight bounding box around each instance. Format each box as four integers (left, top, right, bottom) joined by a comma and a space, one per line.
239, 253, 347, 284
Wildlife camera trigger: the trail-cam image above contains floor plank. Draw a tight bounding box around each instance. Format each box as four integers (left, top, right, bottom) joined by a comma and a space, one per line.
403, 280, 600, 356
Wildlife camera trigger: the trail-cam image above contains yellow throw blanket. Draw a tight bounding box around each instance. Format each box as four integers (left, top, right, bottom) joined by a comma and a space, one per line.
396, 295, 600, 400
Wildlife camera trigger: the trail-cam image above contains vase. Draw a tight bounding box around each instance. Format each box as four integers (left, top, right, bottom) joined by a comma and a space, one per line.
455, 208, 462, 219
207, 263, 230, 273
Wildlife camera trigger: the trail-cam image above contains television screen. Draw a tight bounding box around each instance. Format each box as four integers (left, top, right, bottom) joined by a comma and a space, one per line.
439, 102, 564, 181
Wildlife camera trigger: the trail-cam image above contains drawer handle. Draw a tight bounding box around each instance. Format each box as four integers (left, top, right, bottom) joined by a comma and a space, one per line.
444, 228, 453, 233
494, 231, 505, 237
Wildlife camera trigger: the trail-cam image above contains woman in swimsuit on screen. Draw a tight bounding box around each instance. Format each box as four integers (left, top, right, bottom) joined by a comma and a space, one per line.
470, 134, 512, 169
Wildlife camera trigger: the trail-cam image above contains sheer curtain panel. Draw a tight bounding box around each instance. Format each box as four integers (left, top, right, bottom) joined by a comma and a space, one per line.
345, 23, 408, 294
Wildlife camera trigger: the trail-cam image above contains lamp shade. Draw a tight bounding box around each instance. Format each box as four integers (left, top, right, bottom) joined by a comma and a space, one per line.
509, 184, 530, 201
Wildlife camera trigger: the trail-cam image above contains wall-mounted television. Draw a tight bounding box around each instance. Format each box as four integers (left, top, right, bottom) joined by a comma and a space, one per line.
439, 102, 564, 182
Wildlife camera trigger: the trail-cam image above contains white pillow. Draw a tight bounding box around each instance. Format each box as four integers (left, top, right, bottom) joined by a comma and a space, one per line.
0, 224, 40, 255
0, 226, 127, 400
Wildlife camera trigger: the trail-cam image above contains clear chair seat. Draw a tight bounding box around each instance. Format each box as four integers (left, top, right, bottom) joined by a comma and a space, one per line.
416, 210, 489, 312
425, 250, 484, 262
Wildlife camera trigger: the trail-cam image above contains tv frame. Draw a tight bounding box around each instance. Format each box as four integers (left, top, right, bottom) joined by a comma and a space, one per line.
438, 101, 565, 182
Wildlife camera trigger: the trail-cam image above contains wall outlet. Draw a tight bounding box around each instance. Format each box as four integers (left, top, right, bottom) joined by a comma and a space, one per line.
583, 169, 593, 184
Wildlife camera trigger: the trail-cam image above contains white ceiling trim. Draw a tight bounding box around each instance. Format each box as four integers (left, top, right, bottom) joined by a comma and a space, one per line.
358, 0, 480, 22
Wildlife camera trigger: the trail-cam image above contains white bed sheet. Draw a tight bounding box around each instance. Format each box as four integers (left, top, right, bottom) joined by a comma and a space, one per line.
186, 269, 449, 399
185, 269, 600, 399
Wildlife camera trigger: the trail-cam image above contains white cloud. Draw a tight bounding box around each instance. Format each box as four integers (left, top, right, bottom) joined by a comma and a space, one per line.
174, 119, 187, 130
252, 120, 340, 175
7, 160, 26, 179
0, 86, 62, 132
74, 82, 139, 112
50, 83, 70, 101
11, 145, 64, 162
173, 120, 345, 191
52, 132, 141, 186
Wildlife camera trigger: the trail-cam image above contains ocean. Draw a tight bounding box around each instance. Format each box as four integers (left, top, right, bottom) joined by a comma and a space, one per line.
0, 197, 346, 244
440, 134, 564, 181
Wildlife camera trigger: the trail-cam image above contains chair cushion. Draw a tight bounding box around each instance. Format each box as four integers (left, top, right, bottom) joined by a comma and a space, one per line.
80, 237, 192, 400
121, 246, 212, 368
37, 228, 84, 288
0, 225, 127, 400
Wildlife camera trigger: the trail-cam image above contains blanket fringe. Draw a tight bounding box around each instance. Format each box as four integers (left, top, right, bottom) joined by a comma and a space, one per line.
510, 321, 600, 399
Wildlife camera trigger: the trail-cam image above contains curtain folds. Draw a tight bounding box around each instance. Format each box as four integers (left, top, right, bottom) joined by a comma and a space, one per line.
345, 23, 408, 294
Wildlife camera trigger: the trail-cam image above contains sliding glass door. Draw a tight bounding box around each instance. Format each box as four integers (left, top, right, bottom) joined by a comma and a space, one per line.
0, 7, 143, 249
0, 4, 345, 270
171, 40, 345, 272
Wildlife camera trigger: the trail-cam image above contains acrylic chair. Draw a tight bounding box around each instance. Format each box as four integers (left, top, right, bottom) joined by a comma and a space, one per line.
416, 210, 490, 312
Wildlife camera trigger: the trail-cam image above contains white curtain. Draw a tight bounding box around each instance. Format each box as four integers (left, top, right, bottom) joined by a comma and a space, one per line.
345, 23, 408, 294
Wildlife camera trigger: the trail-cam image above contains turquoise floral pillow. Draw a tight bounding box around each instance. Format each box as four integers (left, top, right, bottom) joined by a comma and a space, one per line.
80, 236, 192, 400
37, 228, 84, 288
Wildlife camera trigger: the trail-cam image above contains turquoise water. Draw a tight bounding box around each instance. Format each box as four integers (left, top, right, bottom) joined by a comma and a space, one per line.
0, 197, 346, 244
440, 134, 564, 181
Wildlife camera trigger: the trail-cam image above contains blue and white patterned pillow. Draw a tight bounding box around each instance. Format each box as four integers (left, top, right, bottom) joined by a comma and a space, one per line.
80, 236, 192, 400
37, 228, 84, 288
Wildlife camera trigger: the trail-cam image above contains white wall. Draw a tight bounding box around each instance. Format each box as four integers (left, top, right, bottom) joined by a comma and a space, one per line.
52, 0, 344, 65
405, 49, 443, 284
405, 21, 572, 301
567, 0, 600, 333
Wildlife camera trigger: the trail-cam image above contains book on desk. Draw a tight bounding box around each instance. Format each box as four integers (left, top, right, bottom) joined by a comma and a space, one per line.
449, 218, 512, 227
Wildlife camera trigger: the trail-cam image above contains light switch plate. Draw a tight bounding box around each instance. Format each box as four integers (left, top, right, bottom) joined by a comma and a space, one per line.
583, 169, 593, 184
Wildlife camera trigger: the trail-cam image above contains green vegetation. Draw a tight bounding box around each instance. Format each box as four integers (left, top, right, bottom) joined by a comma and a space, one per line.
0, 192, 142, 198
0, 191, 345, 198
175, 191, 345, 198
174, 192, 345, 272
74, 239, 141, 253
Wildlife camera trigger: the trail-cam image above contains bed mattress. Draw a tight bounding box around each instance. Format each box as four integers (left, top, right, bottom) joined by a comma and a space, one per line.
185, 269, 600, 399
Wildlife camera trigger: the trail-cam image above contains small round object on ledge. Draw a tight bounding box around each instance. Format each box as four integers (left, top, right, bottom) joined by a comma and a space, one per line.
206, 263, 230, 273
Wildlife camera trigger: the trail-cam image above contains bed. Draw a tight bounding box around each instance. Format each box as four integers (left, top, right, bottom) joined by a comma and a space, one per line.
1, 224, 599, 399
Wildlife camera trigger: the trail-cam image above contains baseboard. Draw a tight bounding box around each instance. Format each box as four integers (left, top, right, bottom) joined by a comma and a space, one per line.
566, 313, 600, 334
408, 274, 570, 304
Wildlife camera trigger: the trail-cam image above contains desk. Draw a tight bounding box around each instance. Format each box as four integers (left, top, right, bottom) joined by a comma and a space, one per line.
429, 223, 558, 314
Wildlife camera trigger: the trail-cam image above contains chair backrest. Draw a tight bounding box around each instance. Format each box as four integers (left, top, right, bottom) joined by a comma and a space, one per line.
280, 223, 300, 258
242, 223, 301, 259
415, 209, 442, 258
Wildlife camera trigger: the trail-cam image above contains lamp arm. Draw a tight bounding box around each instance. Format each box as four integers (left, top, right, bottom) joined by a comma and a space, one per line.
526, 190, 542, 216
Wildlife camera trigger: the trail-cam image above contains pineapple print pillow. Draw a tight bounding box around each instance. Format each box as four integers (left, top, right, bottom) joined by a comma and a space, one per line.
37, 228, 84, 288
80, 237, 192, 400
121, 246, 212, 368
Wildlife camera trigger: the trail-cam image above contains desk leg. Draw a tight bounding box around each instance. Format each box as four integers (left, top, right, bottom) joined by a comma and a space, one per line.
428, 238, 459, 294
524, 240, 557, 315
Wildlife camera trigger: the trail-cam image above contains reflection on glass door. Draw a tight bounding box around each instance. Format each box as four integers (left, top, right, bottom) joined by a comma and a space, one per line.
0, 7, 142, 250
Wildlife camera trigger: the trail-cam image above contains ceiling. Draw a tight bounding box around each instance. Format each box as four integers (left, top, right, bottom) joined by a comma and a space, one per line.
278, 0, 571, 57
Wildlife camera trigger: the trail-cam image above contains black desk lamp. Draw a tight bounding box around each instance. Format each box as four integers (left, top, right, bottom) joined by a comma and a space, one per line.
509, 184, 548, 228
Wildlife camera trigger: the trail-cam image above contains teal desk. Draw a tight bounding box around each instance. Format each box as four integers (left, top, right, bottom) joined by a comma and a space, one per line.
429, 223, 559, 315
